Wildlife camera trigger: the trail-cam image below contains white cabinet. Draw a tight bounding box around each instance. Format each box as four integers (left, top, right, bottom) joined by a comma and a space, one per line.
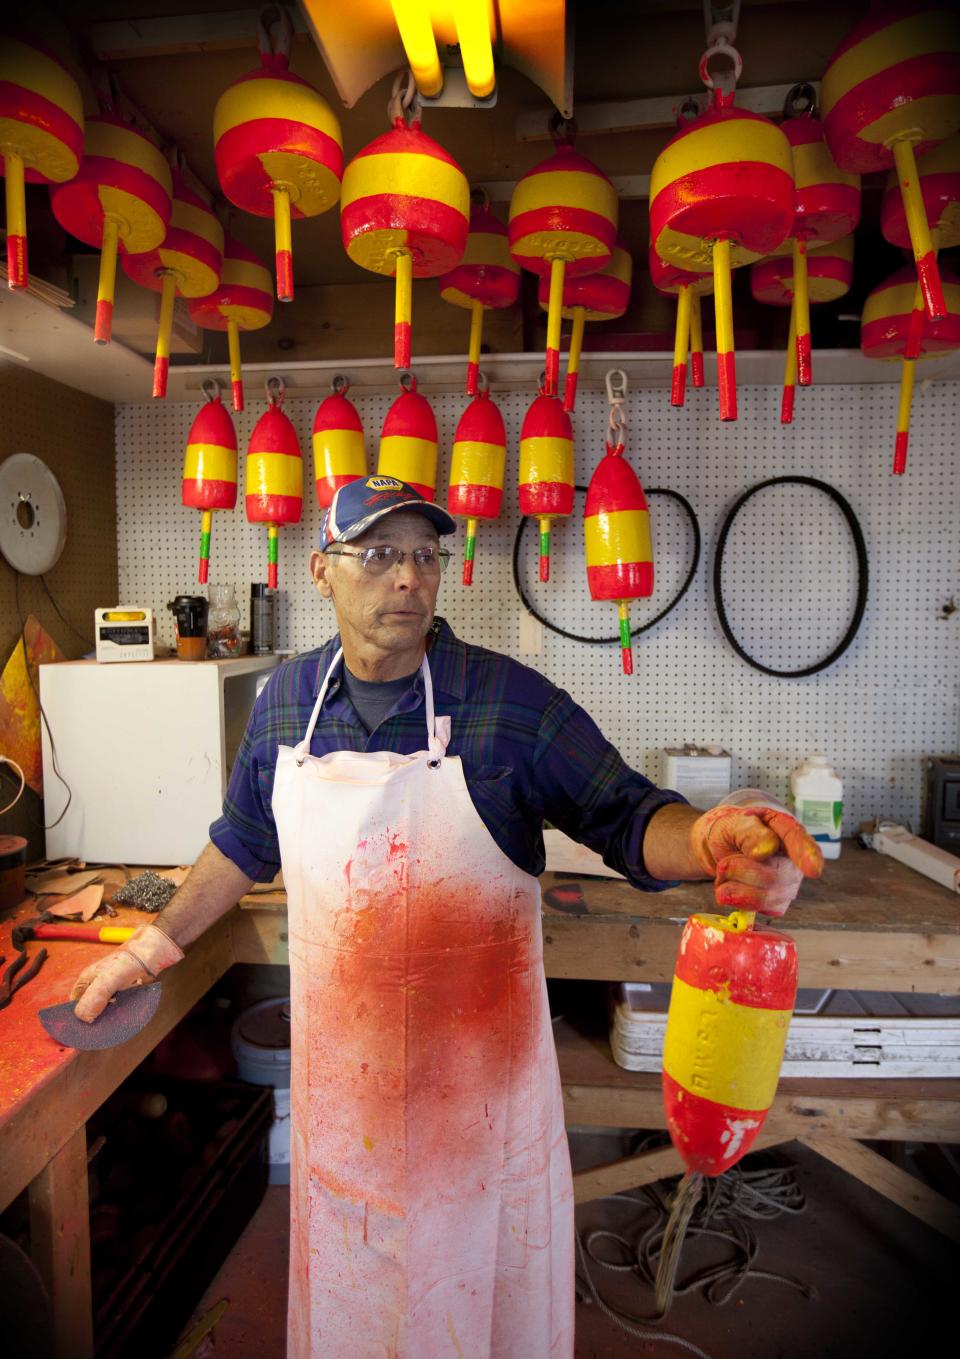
39, 654, 279, 865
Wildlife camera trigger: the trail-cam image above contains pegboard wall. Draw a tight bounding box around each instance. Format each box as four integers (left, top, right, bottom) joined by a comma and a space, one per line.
115, 377, 960, 833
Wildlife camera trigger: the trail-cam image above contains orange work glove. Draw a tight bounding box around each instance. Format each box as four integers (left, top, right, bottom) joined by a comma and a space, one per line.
70, 923, 184, 1023
690, 796, 823, 916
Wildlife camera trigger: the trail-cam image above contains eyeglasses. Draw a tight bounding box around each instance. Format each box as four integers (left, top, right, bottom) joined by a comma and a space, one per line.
326, 545, 451, 575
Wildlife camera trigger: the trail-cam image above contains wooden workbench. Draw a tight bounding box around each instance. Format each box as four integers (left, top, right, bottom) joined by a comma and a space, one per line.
2, 842, 959, 1355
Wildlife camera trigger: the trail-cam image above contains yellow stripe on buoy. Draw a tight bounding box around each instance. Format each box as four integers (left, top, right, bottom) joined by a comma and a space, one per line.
820, 13, 959, 118
342, 152, 470, 213
584, 509, 652, 566
245, 451, 303, 498
378, 435, 437, 487
184, 442, 237, 482
510, 169, 618, 220
214, 78, 343, 143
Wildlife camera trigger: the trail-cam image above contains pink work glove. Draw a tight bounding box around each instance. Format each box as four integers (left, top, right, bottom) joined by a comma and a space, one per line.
70, 923, 184, 1023
690, 791, 823, 917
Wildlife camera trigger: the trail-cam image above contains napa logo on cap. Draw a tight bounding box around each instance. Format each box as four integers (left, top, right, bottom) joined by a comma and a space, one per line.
365, 476, 403, 490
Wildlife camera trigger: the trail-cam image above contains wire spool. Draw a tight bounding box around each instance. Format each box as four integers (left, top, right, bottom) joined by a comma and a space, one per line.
447, 380, 506, 585
649, 249, 713, 406
188, 234, 274, 412
341, 73, 469, 370
779, 85, 861, 388
50, 113, 173, 344
438, 195, 520, 396
312, 377, 366, 509
509, 119, 618, 398
861, 261, 960, 474
122, 169, 224, 398
182, 380, 238, 584
820, 2, 960, 324
246, 378, 303, 588
649, 88, 795, 421
214, 6, 342, 303
0, 34, 84, 291
750, 235, 855, 424
376, 373, 438, 501
584, 435, 652, 677
518, 389, 574, 584
537, 244, 633, 411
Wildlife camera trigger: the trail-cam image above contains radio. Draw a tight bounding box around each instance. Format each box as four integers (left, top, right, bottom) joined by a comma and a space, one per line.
95, 607, 156, 663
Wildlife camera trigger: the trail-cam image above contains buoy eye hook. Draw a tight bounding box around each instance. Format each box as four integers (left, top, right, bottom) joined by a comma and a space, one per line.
266, 375, 286, 406
399, 370, 417, 394
389, 69, 421, 129
784, 81, 818, 120
201, 378, 221, 404
331, 374, 350, 397
475, 369, 489, 395
548, 111, 577, 149
699, 39, 743, 94
606, 368, 627, 450
257, 5, 292, 69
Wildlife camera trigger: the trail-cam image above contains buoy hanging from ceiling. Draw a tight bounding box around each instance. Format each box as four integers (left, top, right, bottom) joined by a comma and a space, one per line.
537, 244, 633, 412
447, 378, 507, 585
182, 379, 238, 584
649, 248, 713, 408
189, 234, 274, 412
438, 192, 520, 396
214, 5, 343, 303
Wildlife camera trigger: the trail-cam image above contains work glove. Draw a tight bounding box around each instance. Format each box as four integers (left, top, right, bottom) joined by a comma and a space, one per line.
690, 790, 823, 917
70, 924, 184, 1023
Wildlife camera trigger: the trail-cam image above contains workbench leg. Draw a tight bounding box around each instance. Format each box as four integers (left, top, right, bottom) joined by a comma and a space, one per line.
29, 1125, 93, 1359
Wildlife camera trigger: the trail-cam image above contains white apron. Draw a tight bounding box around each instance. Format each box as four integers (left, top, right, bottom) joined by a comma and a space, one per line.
272, 649, 575, 1359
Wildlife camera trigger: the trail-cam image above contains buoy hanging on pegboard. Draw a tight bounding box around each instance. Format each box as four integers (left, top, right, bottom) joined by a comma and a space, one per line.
246, 377, 303, 587
0, 34, 84, 291
537, 244, 632, 412
312, 377, 366, 509
189, 235, 274, 412
50, 108, 173, 344
214, 5, 342, 303
122, 166, 224, 398
821, 2, 960, 323
509, 116, 618, 398
518, 386, 574, 584
861, 261, 960, 474
439, 193, 520, 396
377, 373, 438, 501
447, 378, 506, 585
583, 372, 652, 676
341, 71, 470, 370
182, 379, 238, 584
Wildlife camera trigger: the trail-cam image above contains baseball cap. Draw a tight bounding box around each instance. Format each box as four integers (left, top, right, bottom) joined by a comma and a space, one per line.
321, 476, 456, 549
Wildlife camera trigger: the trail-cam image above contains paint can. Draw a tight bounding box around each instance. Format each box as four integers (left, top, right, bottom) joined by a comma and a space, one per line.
231, 996, 291, 1184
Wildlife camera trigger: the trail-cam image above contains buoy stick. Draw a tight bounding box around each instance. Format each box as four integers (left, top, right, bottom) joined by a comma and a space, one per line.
4, 151, 27, 290
227, 320, 244, 411
618, 600, 633, 675
793, 238, 812, 387
394, 248, 413, 369
891, 138, 945, 322
562, 306, 586, 412
544, 256, 566, 397
781, 301, 797, 425
671, 284, 692, 408
153, 272, 176, 399
690, 291, 704, 388
267, 522, 279, 589
95, 217, 120, 345
198, 510, 213, 583
894, 354, 915, 476
272, 184, 294, 302
904, 276, 927, 362
712, 237, 737, 421
466, 300, 483, 395
463, 515, 478, 585
538, 515, 552, 582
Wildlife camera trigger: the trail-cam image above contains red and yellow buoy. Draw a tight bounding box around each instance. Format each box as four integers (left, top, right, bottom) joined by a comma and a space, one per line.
188, 234, 274, 411
0, 34, 84, 291
821, 2, 960, 323
537, 244, 633, 411
312, 377, 366, 509
584, 431, 652, 676
341, 74, 469, 370
377, 373, 438, 501
663, 911, 798, 1176
649, 89, 795, 421
122, 169, 224, 398
246, 378, 303, 587
751, 235, 855, 423
779, 90, 861, 387
649, 249, 713, 405
509, 123, 618, 398
439, 195, 520, 395
214, 7, 342, 303
50, 113, 173, 344
881, 133, 960, 263
861, 261, 960, 474
519, 389, 574, 583
182, 380, 238, 584
447, 382, 507, 585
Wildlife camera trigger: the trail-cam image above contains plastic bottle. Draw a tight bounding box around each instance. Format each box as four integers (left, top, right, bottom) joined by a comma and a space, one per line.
790, 754, 843, 859
207, 583, 241, 657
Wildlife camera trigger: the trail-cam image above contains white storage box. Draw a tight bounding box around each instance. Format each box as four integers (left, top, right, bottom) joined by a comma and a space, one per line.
660, 745, 732, 809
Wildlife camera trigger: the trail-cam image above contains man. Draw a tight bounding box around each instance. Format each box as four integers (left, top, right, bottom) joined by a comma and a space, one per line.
71, 476, 821, 1359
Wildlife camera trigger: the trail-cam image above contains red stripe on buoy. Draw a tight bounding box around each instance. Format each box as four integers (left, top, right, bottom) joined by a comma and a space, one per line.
448, 484, 502, 517
717, 349, 738, 421
182, 477, 237, 510
671, 362, 686, 407
246, 492, 302, 521
0, 82, 84, 168
276, 248, 293, 302
152, 354, 169, 399
823, 53, 960, 172
215, 118, 344, 214
394, 319, 411, 369
509, 206, 616, 269
651, 163, 795, 257
349, 122, 463, 169
673, 921, 798, 1009
781, 383, 796, 424
94, 297, 113, 345
662, 1070, 768, 1177
340, 198, 468, 275
586, 561, 654, 596
519, 482, 575, 515
78, 156, 172, 240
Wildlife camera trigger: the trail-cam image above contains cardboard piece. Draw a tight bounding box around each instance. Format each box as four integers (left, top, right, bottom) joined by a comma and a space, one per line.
44, 883, 104, 920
